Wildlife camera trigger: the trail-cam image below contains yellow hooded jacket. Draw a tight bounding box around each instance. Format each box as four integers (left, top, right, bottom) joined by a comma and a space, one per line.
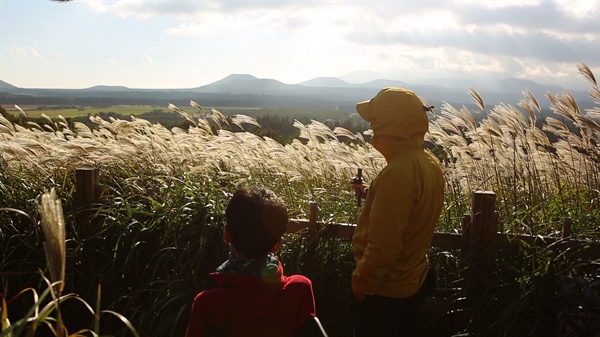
352, 87, 445, 298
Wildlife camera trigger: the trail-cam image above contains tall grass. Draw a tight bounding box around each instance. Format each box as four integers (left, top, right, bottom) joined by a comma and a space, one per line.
1, 63, 599, 336
427, 64, 600, 239
1, 190, 140, 337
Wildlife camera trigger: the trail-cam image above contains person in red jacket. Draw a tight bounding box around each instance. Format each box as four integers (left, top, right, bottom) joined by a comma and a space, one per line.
185, 186, 316, 337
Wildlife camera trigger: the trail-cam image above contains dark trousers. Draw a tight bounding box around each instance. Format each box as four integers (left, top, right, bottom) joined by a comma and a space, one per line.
353, 266, 436, 337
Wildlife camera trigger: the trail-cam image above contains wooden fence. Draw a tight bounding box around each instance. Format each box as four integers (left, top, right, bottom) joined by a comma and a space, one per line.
285, 190, 600, 330
75, 168, 600, 330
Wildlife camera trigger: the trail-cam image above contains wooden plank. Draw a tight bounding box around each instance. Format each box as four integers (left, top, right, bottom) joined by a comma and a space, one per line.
287, 221, 463, 248
286, 220, 311, 234
562, 217, 572, 238
431, 232, 462, 250
287, 218, 599, 260
320, 224, 355, 239
464, 191, 498, 332
75, 167, 101, 237
75, 167, 99, 207
286, 221, 355, 239
502, 233, 600, 259
308, 202, 318, 227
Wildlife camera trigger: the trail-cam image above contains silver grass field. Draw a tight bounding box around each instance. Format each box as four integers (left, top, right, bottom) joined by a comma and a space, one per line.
1, 63, 599, 336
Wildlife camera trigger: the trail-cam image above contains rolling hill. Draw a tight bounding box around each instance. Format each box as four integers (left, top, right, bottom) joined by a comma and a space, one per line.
0, 74, 593, 113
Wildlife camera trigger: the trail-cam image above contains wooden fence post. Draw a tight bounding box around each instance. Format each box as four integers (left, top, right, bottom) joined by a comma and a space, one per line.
463, 191, 498, 324
75, 167, 102, 237
562, 217, 572, 239
308, 201, 318, 229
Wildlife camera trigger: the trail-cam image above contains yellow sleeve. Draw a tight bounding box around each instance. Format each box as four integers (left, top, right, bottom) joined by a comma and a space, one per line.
351, 167, 414, 294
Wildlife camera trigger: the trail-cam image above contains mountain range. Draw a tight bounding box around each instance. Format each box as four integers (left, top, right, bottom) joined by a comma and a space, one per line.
0, 74, 593, 113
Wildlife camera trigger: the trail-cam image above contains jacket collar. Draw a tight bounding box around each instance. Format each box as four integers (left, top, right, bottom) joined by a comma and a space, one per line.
372, 136, 424, 162
210, 259, 284, 291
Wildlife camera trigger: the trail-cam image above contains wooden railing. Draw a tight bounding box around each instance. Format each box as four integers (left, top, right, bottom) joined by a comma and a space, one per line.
75, 167, 600, 264
76, 168, 600, 330
284, 190, 600, 330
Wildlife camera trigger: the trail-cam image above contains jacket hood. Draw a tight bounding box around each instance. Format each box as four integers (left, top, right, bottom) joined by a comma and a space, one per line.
357, 87, 429, 140
357, 87, 430, 160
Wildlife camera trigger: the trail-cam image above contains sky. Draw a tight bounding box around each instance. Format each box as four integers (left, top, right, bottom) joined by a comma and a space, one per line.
0, 0, 599, 90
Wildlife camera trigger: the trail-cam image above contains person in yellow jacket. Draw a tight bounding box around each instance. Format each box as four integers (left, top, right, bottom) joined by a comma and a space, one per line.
351, 87, 445, 337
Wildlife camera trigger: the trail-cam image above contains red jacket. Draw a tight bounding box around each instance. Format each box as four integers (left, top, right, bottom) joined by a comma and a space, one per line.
185, 261, 316, 337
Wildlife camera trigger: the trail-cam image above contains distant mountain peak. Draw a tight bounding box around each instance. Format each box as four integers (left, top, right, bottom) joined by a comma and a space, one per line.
206, 74, 289, 88
84, 85, 131, 91
340, 70, 386, 84
357, 79, 409, 89
496, 77, 564, 94
193, 73, 295, 94
0, 80, 19, 90
214, 74, 260, 84
300, 77, 352, 88
225, 74, 258, 80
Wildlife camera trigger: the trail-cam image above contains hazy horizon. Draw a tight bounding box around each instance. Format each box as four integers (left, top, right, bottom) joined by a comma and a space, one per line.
0, 70, 592, 94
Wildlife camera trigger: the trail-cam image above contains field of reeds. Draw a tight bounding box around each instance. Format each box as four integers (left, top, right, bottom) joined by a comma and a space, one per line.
1, 63, 599, 337
4, 105, 166, 119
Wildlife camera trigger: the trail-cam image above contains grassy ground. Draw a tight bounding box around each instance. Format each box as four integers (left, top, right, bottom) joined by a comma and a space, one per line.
5, 105, 179, 118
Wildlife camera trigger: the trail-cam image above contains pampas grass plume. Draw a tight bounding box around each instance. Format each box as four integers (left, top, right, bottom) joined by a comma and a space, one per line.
37, 188, 66, 294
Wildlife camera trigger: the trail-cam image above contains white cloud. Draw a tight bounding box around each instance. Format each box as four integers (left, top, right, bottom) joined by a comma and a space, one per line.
555, 0, 599, 19
510, 58, 593, 88
7, 46, 44, 59
167, 21, 222, 36
473, 0, 543, 9
3, 0, 598, 90
166, 6, 315, 37
85, 0, 223, 19
143, 54, 154, 64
